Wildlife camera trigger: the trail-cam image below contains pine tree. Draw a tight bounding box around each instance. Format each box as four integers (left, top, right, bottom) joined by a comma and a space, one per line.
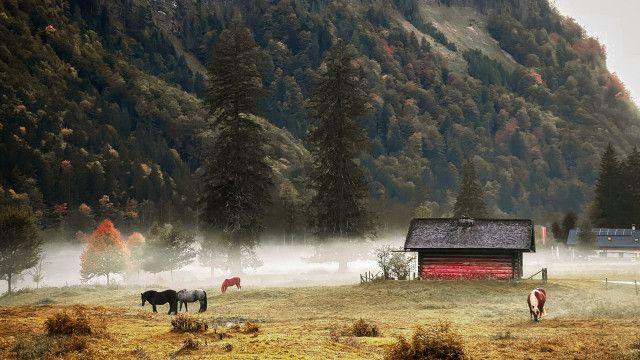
80, 219, 129, 285
453, 160, 487, 218
577, 219, 597, 250
307, 39, 372, 239
199, 20, 272, 275
561, 211, 577, 242
142, 223, 196, 281
622, 147, 640, 226
592, 143, 623, 227
0, 207, 41, 294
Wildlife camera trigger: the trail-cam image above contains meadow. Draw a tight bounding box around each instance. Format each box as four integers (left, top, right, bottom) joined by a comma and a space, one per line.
1, 279, 640, 359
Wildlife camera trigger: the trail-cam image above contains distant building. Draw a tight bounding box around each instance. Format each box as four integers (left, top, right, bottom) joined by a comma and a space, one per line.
566, 226, 640, 258
403, 218, 535, 280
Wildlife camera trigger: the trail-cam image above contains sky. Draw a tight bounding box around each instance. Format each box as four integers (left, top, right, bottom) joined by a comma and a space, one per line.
552, 0, 640, 106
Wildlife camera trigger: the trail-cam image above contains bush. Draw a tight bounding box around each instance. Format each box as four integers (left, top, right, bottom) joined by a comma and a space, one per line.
12, 335, 56, 360
384, 322, 467, 360
171, 313, 208, 332
228, 322, 260, 334
243, 322, 260, 334
44, 309, 94, 336
12, 335, 89, 360
351, 319, 380, 337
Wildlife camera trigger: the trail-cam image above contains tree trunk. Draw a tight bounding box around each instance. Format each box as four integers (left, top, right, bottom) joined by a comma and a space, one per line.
230, 247, 243, 275
7, 273, 12, 294
214, 257, 215, 281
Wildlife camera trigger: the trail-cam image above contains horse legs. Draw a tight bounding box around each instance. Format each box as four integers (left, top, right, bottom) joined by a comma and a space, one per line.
236, 283, 241, 290
184, 302, 188, 312
152, 303, 157, 313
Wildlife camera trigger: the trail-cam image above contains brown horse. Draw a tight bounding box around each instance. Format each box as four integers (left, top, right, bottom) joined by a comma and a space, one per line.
221, 277, 241, 293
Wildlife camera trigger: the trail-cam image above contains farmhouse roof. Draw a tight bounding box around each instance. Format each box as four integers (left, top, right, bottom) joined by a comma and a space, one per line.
404, 218, 535, 251
566, 228, 640, 249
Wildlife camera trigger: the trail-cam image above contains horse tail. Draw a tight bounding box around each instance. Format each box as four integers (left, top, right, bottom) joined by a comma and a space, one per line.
203, 291, 207, 312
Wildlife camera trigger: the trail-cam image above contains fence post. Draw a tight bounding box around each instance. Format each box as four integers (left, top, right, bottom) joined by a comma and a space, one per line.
636, 280, 638, 296
605, 277, 608, 289
360, 274, 363, 284
542, 268, 547, 284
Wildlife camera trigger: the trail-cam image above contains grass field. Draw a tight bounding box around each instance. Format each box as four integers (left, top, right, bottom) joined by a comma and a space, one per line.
1, 279, 640, 359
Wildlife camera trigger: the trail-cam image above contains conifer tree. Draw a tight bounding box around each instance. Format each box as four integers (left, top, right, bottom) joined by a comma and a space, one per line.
453, 160, 487, 218
561, 211, 577, 242
592, 143, 623, 227
577, 218, 597, 250
622, 147, 640, 226
0, 207, 41, 294
199, 20, 272, 274
307, 39, 372, 239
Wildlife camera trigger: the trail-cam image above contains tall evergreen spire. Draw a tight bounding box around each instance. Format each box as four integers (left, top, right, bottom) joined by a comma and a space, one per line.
453, 160, 487, 218
199, 20, 272, 274
307, 39, 372, 239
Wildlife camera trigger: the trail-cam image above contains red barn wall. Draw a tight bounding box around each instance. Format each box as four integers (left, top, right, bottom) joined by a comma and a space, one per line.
419, 252, 519, 280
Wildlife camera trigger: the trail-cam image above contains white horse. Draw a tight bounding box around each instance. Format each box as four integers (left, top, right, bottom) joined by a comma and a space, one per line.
177, 289, 207, 313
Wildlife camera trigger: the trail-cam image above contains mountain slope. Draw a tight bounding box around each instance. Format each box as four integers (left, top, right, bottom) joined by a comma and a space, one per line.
2, 0, 639, 230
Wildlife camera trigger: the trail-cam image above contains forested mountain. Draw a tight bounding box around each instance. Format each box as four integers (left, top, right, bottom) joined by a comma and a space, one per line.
2, 0, 639, 234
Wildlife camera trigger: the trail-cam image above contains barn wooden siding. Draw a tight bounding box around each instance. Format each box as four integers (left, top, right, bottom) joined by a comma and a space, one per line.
418, 251, 523, 280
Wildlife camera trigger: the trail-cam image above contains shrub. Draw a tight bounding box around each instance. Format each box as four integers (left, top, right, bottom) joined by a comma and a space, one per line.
171, 313, 208, 332
351, 319, 380, 337
228, 322, 260, 334
243, 322, 260, 334
384, 322, 467, 360
222, 343, 233, 352
44, 310, 94, 336
12, 335, 89, 360
12, 335, 56, 360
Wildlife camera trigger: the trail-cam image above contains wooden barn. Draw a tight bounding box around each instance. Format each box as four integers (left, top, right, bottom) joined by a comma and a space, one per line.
403, 218, 535, 280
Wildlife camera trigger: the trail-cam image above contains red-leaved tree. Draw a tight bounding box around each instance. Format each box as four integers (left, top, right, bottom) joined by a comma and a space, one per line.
80, 219, 129, 285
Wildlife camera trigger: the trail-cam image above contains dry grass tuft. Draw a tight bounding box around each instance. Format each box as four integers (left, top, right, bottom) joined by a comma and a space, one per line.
12, 334, 90, 360
228, 322, 260, 334
44, 308, 96, 336
491, 330, 515, 341
384, 322, 467, 360
222, 342, 233, 352
243, 322, 260, 334
12, 335, 56, 360
131, 346, 151, 360
351, 318, 381, 337
171, 313, 208, 332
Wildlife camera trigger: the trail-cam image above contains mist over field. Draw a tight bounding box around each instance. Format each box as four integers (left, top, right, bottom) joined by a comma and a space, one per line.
5, 235, 640, 294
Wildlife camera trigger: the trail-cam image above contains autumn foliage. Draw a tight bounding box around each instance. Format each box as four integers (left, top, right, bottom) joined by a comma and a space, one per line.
80, 219, 129, 284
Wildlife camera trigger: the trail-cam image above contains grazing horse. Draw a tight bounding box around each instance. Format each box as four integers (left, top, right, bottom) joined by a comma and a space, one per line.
527, 288, 547, 321
177, 289, 207, 313
221, 277, 241, 293
141, 290, 178, 315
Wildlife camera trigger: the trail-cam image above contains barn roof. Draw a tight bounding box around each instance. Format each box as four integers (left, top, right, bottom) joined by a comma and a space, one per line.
404, 218, 535, 251
566, 228, 640, 249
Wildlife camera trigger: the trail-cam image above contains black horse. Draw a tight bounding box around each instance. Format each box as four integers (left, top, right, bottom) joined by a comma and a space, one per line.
141, 290, 178, 315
